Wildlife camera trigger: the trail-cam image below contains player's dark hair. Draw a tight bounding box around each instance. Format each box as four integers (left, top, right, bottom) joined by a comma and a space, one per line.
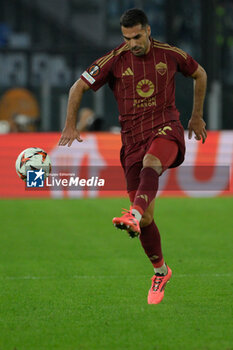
120, 8, 149, 28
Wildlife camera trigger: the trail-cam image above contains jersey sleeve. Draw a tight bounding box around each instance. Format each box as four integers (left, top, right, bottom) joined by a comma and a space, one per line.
80, 50, 114, 91
175, 48, 198, 76
178, 54, 198, 77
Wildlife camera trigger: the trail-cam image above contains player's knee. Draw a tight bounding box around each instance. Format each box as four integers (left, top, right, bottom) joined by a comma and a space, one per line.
140, 211, 153, 227
143, 154, 162, 175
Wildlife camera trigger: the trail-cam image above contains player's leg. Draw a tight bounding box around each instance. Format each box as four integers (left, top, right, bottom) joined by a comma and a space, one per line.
121, 190, 165, 270
139, 199, 164, 268
113, 133, 184, 303
138, 195, 172, 304
112, 163, 142, 237
136, 139, 178, 304
113, 138, 179, 236
128, 188, 172, 304
131, 138, 179, 221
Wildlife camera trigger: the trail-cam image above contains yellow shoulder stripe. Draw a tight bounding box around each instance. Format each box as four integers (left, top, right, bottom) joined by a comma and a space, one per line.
97, 44, 129, 68
96, 52, 113, 67
153, 41, 187, 59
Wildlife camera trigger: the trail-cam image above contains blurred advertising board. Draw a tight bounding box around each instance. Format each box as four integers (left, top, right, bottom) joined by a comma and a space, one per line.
0, 131, 232, 198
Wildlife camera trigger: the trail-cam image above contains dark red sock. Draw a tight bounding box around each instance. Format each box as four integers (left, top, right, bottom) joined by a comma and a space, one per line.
139, 220, 164, 268
133, 167, 159, 214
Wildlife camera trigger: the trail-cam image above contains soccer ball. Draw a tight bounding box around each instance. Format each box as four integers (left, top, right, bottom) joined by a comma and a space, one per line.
15, 147, 51, 181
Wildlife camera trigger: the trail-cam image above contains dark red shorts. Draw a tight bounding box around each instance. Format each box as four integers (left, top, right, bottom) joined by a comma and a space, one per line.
120, 120, 185, 194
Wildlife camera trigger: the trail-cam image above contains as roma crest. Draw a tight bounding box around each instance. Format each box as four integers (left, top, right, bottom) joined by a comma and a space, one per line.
155, 62, 167, 76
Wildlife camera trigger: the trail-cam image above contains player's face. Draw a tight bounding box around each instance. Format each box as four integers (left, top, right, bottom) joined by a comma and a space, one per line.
121, 24, 151, 56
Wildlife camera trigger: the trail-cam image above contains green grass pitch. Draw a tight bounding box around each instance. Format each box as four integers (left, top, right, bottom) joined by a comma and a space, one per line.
0, 197, 232, 350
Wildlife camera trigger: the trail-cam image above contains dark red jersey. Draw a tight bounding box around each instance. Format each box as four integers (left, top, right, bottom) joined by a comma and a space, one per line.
81, 38, 198, 145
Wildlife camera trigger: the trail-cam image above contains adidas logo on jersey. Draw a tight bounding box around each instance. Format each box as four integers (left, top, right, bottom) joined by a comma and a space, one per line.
122, 67, 134, 76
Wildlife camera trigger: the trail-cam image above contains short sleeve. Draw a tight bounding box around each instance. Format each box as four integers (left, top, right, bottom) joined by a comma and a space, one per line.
177, 51, 198, 77
80, 51, 114, 91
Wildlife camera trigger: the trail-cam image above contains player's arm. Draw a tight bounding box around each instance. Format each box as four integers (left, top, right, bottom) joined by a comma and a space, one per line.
58, 78, 90, 147
188, 64, 207, 144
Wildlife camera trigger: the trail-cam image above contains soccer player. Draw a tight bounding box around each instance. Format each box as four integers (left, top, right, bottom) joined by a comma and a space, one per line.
59, 8, 207, 304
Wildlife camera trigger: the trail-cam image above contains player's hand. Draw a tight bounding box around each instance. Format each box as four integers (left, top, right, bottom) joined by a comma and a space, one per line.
58, 127, 83, 147
188, 116, 207, 144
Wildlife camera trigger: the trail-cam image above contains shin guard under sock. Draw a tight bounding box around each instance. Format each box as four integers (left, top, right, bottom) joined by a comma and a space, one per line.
133, 167, 159, 214
139, 220, 164, 267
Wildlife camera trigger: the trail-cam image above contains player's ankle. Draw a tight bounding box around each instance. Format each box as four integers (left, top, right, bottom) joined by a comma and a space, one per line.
154, 262, 168, 276
131, 208, 142, 222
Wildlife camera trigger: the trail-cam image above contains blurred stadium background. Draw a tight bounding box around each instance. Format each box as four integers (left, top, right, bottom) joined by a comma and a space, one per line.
1, 2, 233, 350
0, 0, 233, 132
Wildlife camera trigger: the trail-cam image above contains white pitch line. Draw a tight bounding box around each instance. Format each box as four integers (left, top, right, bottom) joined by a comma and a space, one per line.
0, 273, 232, 280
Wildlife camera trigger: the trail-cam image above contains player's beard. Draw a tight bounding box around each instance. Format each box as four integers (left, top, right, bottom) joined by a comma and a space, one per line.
131, 40, 150, 56
131, 47, 146, 56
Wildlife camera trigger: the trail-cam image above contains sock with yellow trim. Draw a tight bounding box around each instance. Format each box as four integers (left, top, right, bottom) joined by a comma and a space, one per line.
133, 167, 159, 214
139, 220, 163, 267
